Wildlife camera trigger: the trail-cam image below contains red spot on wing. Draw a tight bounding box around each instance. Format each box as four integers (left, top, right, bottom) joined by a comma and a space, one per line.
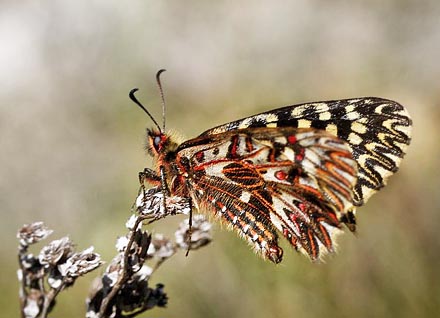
287, 135, 297, 144
275, 170, 287, 180
295, 148, 305, 162
195, 151, 205, 162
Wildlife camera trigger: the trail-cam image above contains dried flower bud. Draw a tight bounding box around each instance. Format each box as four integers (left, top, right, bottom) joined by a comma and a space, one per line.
125, 214, 138, 230
147, 234, 176, 260
20, 254, 40, 270
106, 252, 123, 273
17, 222, 53, 247
135, 265, 153, 281
135, 186, 162, 215
132, 230, 151, 256
136, 186, 191, 218
115, 236, 129, 252
105, 270, 120, 288
127, 230, 151, 272
48, 271, 64, 289
165, 195, 191, 215
19, 254, 44, 286
58, 247, 102, 280
146, 283, 168, 309
115, 281, 168, 313
23, 290, 44, 318
24, 298, 40, 318
100, 253, 124, 289
39, 237, 74, 267
17, 269, 23, 283
175, 215, 212, 250
85, 307, 101, 318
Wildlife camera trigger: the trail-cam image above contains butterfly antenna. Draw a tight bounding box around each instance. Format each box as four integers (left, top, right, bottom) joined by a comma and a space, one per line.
129, 88, 162, 133
156, 69, 167, 132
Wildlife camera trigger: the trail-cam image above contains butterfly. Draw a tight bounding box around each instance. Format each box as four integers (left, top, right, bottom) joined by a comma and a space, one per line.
132, 70, 412, 263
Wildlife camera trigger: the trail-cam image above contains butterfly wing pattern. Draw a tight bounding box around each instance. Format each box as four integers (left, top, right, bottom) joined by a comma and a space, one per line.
174, 128, 358, 262
140, 96, 412, 263
202, 97, 412, 207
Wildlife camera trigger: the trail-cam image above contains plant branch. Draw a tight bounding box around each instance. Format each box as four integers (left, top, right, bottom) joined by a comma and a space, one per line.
99, 216, 147, 317
17, 250, 27, 318
39, 281, 64, 318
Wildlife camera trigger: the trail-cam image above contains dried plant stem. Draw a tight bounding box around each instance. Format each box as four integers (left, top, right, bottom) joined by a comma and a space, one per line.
18, 250, 27, 318
17, 194, 210, 318
99, 216, 147, 317
151, 253, 173, 274
40, 283, 64, 318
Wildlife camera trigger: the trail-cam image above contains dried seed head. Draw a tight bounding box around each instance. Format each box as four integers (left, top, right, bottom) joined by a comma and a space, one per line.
114, 281, 168, 313
135, 186, 191, 218
39, 237, 74, 267
174, 214, 212, 250
134, 264, 153, 281
102, 253, 124, 288
19, 254, 44, 286
58, 247, 102, 280
17, 222, 53, 247
147, 234, 176, 260
48, 271, 64, 289
175, 215, 212, 251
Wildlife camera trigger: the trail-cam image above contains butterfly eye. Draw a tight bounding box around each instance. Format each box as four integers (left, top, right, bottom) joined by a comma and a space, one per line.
147, 129, 169, 155
154, 136, 162, 148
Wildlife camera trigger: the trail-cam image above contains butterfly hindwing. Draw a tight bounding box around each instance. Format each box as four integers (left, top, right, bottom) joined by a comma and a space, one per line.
201, 97, 412, 206
174, 127, 358, 262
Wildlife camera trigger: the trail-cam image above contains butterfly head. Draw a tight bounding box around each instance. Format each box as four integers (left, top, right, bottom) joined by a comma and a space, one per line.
130, 70, 178, 159
146, 128, 179, 158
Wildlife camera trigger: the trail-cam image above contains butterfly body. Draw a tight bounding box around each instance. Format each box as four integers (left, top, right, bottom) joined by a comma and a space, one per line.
141, 97, 412, 263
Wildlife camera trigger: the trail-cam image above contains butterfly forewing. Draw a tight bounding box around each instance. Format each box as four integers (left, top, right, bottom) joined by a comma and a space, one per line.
201, 97, 412, 206
173, 127, 358, 262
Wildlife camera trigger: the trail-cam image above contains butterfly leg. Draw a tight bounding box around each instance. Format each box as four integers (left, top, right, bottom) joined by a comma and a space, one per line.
159, 166, 172, 216
137, 167, 172, 221
138, 168, 160, 212
185, 196, 193, 257
159, 166, 171, 196
139, 168, 161, 185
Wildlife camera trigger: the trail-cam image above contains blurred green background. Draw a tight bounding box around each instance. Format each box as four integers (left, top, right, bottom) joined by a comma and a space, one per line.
1, 1, 439, 317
